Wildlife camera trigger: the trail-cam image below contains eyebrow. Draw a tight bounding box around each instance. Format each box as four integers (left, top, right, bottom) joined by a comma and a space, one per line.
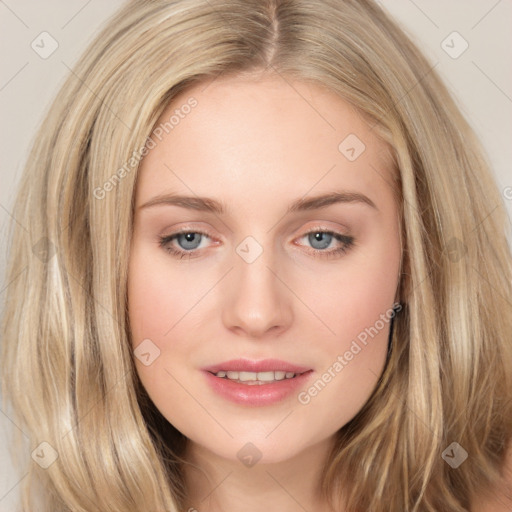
138, 190, 378, 214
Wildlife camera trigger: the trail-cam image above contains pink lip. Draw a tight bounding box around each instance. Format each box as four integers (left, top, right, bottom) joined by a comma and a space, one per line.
202, 358, 311, 374
201, 358, 314, 406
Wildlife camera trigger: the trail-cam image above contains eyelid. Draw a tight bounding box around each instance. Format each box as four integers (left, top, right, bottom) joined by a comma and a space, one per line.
159, 225, 218, 243
294, 223, 350, 238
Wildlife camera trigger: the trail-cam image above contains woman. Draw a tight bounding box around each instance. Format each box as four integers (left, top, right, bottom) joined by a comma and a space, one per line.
1, 0, 511, 510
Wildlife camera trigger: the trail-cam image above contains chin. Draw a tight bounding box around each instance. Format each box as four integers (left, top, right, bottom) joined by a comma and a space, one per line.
192, 430, 320, 467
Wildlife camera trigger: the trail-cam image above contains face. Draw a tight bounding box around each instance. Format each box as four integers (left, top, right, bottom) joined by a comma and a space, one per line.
128, 74, 402, 464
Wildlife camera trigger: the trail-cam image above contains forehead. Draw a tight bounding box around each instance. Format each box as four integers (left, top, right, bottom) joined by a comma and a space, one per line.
135, 74, 395, 212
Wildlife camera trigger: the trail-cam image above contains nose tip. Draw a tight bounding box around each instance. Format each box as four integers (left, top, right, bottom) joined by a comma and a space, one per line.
228, 308, 287, 339
221, 258, 293, 339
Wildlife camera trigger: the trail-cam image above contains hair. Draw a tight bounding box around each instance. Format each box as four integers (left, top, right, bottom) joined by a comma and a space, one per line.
1, 0, 511, 510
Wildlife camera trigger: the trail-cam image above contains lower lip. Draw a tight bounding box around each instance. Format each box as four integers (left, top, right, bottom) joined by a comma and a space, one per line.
202, 370, 314, 406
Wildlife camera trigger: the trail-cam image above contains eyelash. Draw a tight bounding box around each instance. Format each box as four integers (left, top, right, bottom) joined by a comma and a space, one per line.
158, 226, 355, 260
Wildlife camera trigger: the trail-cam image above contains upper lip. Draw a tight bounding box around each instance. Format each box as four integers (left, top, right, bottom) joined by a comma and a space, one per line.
202, 358, 312, 374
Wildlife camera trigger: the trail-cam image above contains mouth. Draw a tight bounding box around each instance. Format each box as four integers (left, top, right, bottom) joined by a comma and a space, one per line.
201, 358, 314, 406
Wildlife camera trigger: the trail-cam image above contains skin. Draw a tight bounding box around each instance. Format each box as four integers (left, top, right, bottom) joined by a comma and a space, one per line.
127, 73, 402, 511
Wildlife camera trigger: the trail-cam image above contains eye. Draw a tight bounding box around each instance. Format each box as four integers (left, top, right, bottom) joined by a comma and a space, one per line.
158, 229, 214, 259
294, 228, 355, 259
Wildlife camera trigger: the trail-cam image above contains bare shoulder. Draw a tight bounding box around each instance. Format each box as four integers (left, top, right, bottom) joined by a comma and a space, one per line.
471, 443, 512, 512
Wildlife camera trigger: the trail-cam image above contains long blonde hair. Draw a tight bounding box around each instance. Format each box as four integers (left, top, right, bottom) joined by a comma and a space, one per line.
1, 0, 511, 510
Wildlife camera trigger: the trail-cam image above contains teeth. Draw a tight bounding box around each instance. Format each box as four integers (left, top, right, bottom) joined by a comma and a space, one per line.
239, 371, 257, 381
254, 371, 275, 382
214, 370, 299, 383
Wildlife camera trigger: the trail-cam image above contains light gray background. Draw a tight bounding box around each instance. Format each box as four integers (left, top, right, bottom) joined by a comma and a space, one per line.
1, 1, 511, 510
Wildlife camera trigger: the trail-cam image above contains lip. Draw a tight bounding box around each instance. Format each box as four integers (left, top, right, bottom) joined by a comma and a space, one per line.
201, 358, 314, 406
202, 358, 311, 374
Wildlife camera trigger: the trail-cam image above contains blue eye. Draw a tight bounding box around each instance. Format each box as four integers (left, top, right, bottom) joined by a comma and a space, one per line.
158, 228, 355, 260
173, 232, 204, 251
297, 230, 355, 259
158, 230, 210, 259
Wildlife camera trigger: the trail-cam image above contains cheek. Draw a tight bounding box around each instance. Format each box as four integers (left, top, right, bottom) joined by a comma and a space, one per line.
127, 244, 196, 344
295, 234, 400, 348
128, 275, 170, 347
301, 264, 394, 379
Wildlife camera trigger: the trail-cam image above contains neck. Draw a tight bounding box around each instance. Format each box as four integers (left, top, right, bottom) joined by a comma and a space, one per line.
181, 435, 341, 512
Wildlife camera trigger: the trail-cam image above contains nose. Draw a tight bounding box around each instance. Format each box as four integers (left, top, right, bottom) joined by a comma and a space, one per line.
221, 247, 293, 339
